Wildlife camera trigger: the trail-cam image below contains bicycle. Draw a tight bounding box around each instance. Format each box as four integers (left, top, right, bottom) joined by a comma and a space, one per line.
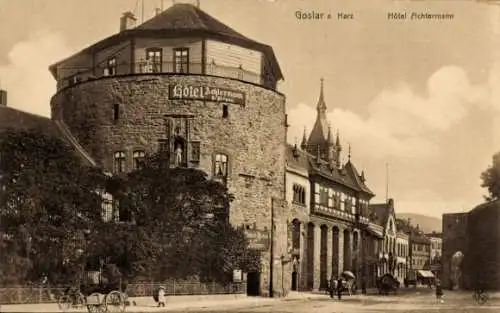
472, 288, 489, 305
57, 287, 85, 312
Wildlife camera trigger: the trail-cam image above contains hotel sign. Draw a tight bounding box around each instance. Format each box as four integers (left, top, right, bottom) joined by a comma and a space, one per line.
169, 84, 246, 105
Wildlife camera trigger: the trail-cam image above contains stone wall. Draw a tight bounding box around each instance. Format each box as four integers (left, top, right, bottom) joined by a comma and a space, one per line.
442, 213, 469, 289
50, 74, 287, 296
468, 202, 500, 290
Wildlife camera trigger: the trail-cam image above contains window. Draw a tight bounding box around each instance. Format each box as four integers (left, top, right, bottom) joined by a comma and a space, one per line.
105, 57, 117, 76
113, 103, 120, 121
101, 193, 114, 222
133, 150, 145, 170
173, 48, 189, 73
222, 104, 228, 118
214, 153, 228, 178
113, 151, 126, 173
146, 48, 162, 73
292, 184, 306, 205
190, 141, 200, 162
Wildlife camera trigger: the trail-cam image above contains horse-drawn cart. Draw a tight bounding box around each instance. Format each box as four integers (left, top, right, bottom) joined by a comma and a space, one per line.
58, 269, 127, 313
85, 290, 126, 313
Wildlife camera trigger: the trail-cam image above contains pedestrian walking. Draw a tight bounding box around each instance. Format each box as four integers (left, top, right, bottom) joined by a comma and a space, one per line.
435, 280, 444, 304
337, 277, 343, 300
157, 286, 166, 307
329, 276, 337, 299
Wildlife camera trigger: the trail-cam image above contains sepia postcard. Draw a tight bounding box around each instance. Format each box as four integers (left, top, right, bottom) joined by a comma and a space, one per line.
1, 0, 500, 312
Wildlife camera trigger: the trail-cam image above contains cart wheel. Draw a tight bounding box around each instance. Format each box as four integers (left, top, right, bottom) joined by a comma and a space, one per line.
58, 295, 71, 312
87, 304, 106, 313
478, 293, 489, 305
105, 291, 126, 312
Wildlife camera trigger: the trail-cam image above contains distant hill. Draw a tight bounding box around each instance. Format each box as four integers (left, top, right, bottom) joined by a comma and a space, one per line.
397, 213, 442, 234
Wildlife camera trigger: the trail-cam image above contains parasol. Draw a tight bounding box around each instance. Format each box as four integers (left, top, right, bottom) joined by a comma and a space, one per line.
342, 271, 355, 280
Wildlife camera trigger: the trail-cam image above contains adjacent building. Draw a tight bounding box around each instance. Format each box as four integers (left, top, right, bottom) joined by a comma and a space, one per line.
397, 219, 434, 284
368, 199, 409, 284
426, 232, 442, 279
285, 80, 377, 291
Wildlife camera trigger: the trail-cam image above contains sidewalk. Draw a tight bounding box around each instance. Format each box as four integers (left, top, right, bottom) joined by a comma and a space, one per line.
0, 292, 327, 313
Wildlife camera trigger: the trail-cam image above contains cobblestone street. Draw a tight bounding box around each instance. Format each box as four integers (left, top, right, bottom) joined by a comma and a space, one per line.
157, 290, 500, 313
4, 289, 500, 313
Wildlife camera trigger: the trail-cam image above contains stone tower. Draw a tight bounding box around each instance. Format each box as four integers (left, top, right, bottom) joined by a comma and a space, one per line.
49, 3, 288, 297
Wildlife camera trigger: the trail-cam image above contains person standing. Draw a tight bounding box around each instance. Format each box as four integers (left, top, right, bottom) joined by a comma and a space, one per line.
337, 277, 343, 300
435, 280, 444, 304
157, 286, 166, 307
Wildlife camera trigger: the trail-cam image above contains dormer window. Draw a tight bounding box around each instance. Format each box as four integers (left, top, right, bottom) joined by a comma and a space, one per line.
104, 57, 117, 76
174, 48, 189, 73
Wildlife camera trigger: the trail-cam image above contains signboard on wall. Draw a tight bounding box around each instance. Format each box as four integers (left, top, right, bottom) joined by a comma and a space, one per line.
245, 229, 270, 251
233, 269, 242, 282
169, 84, 246, 105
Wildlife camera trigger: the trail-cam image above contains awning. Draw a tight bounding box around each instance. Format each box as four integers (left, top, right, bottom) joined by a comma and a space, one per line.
417, 270, 435, 278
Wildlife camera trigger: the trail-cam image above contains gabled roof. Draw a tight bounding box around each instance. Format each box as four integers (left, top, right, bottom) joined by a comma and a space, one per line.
369, 202, 392, 228
286, 144, 309, 173
0, 106, 96, 167
344, 160, 374, 195
49, 3, 283, 81
290, 146, 374, 197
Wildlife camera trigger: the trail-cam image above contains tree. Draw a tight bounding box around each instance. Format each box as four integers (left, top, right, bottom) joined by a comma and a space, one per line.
480, 152, 500, 201
0, 129, 108, 285
102, 152, 259, 282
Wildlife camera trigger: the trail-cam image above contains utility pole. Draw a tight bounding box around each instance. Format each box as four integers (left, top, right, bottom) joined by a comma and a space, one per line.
269, 198, 274, 297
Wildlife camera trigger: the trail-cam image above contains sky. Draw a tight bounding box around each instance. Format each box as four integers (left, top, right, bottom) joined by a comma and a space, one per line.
0, 0, 499, 218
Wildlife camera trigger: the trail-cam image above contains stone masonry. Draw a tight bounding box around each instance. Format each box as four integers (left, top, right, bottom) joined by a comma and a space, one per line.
50, 74, 287, 296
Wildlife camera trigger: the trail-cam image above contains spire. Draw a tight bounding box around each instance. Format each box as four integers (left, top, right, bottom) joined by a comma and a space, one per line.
360, 170, 366, 183
306, 78, 329, 153
317, 77, 327, 114
336, 129, 342, 151
300, 127, 307, 150
348, 144, 351, 162
327, 124, 333, 145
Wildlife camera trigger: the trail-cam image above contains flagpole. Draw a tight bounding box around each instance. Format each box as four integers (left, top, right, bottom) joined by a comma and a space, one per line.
385, 162, 389, 203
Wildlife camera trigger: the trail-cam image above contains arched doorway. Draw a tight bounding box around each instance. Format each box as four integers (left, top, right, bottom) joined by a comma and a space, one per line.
450, 251, 464, 290
320, 225, 328, 289
332, 227, 340, 277
343, 229, 351, 271
352, 231, 359, 276
306, 222, 315, 290
291, 219, 301, 291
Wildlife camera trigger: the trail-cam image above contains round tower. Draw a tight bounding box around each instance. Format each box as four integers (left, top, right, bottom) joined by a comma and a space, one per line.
49, 3, 286, 296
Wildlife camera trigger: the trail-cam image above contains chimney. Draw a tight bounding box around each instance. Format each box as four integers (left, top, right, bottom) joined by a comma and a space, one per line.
0, 89, 7, 106
120, 11, 137, 32
155, 8, 162, 16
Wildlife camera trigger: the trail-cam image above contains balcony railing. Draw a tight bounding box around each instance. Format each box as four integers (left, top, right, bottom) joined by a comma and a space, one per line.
63, 61, 270, 90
